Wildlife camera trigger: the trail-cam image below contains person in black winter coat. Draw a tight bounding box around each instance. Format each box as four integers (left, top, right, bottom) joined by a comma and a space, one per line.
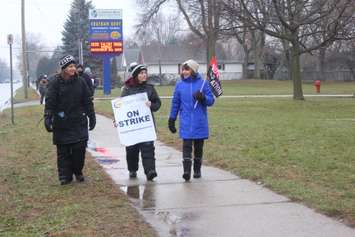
120, 62, 161, 181
44, 55, 96, 185
77, 64, 94, 96
38, 74, 49, 104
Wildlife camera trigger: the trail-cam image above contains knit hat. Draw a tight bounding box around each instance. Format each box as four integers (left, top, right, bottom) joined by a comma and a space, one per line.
84, 67, 92, 76
182, 59, 199, 73
59, 55, 76, 70
129, 62, 147, 78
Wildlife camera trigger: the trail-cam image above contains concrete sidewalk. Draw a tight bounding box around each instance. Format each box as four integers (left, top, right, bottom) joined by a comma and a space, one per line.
88, 114, 353, 237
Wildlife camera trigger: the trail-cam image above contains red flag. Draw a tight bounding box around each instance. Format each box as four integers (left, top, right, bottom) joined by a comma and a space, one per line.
208, 56, 223, 97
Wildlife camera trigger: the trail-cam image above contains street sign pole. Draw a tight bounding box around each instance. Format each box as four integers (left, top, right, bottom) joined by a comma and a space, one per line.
89, 9, 123, 95
103, 55, 111, 95
7, 34, 14, 125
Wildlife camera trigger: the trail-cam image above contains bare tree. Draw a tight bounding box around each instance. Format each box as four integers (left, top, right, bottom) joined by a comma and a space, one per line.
326, 39, 355, 80
225, 0, 354, 99
220, 0, 268, 79
136, 12, 182, 46
16, 33, 49, 84
137, 0, 223, 67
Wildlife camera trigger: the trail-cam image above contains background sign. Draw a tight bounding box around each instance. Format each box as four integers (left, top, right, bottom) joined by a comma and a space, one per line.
111, 93, 157, 146
7, 34, 13, 45
89, 9, 123, 55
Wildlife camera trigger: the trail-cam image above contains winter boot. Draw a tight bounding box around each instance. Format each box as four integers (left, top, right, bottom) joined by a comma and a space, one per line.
129, 171, 137, 178
75, 174, 85, 182
146, 170, 157, 181
142, 156, 157, 181
193, 158, 202, 178
182, 159, 192, 181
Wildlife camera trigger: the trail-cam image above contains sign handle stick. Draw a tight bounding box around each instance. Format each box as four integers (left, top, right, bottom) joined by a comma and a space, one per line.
193, 78, 207, 109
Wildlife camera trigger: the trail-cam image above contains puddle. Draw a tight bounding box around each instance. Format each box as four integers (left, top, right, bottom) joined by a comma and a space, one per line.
120, 185, 195, 237
87, 139, 194, 236
121, 185, 156, 209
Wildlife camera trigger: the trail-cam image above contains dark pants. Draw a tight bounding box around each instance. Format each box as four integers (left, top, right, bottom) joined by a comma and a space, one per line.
182, 139, 204, 160
125, 141, 155, 175
56, 141, 87, 182
39, 88, 47, 104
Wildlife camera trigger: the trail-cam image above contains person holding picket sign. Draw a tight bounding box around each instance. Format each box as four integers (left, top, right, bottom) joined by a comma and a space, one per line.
120, 62, 161, 181
168, 59, 215, 181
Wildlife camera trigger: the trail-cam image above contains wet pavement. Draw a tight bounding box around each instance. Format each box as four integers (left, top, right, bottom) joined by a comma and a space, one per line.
88, 114, 355, 237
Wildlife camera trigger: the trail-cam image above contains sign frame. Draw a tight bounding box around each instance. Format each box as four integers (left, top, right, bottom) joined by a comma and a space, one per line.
111, 93, 157, 146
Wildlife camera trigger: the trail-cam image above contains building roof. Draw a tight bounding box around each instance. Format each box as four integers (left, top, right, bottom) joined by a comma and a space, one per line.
115, 45, 242, 70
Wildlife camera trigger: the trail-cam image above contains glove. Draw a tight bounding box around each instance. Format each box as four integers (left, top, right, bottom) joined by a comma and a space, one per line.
168, 118, 176, 134
193, 91, 205, 102
44, 111, 53, 132
89, 114, 96, 131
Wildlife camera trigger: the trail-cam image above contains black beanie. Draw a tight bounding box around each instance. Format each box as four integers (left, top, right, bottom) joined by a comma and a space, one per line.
129, 62, 147, 78
59, 55, 76, 70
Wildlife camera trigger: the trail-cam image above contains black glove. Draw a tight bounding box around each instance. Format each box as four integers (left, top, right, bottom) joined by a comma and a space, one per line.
88, 113, 96, 131
193, 91, 205, 102
168, 118, 176, 134
89, 114, 96, 131
44, 111, 53, 132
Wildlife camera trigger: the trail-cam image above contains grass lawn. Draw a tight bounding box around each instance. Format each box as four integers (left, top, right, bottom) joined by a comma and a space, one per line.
94, 79, 355, 97
14, 86, 39, 103
93, 93, 355, 227
0, 106, 156, 236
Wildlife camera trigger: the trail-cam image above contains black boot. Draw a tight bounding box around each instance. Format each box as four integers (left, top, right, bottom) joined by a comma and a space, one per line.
142, 158, 157, 181
75, 174, 85, 182
193, 158, 202, 178
129, 171, 137, 178
146, 170, 157, 181
182, 159, 192, 181
141, 142, 157, 181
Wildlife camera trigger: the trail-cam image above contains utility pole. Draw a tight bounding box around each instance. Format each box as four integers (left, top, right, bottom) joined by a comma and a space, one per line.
21, 0, 28, 99
78, 39, 84, 65
8, 34, 15, 125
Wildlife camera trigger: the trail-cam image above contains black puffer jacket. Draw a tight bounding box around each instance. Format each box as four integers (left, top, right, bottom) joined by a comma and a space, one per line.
121, 77, 161, 115
78, 71, 94, 96
45, 73, 95, 145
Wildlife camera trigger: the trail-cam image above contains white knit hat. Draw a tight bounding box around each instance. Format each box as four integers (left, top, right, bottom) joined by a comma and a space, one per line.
182, 59, 199, 73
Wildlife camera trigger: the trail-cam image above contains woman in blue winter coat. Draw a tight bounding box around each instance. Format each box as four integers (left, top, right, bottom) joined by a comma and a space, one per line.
168, 59, 215, 181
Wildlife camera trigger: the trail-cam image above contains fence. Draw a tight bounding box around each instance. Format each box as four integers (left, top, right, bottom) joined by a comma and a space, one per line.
275, 70, 354, 81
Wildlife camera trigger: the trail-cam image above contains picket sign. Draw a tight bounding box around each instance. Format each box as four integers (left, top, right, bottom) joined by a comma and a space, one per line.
111, 92, 156, 146
193, 56, 223, 109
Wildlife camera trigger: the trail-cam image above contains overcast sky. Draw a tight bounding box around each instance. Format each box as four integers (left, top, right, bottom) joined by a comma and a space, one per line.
0, 0, 139, 66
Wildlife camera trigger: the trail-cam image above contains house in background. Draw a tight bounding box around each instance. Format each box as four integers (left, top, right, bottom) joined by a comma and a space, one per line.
115, 44, 243, 85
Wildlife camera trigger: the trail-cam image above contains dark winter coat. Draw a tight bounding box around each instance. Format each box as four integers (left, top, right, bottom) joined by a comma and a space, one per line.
38, 78, 49, 95
121, 77, 161, 123
169, 73, 214, 139
45, 73, 95, 145
78, 71, 94, 96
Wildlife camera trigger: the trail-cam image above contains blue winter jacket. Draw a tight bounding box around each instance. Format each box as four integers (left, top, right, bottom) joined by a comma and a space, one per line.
169, 73, 215, 139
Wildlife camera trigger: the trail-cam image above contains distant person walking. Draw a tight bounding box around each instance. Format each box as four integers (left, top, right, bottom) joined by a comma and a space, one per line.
168, 59, 215, 181
84, 67, 98, 94
77, 64, 94, 96
44, 55, 96, 185
38, 74, 49, 104
120, 62, 161, 181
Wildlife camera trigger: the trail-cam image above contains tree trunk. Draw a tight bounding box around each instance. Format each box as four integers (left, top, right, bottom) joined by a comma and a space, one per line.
318, 47, 326, 81
254, 46, 261, 79
242, 46, 249, 79
251, 30, 264, 79
206, 33, 217, 73
290, 43, 304, 100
